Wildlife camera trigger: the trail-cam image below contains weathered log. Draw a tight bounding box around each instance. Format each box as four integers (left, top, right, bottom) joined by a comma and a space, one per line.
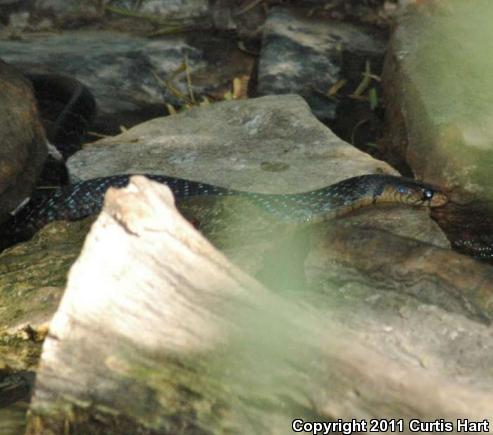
26, 176, 493, 434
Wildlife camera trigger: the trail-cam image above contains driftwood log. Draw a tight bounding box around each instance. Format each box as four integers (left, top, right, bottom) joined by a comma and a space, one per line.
26, 177, 493, 434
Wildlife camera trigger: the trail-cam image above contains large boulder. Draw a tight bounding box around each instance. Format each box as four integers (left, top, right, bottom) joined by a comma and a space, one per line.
383, 0, 493, 200
0, 59, 47, 223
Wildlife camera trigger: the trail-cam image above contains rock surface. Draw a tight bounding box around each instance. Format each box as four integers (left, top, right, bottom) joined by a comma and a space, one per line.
257, 6, 386, 123
1, 0, 210, 31
109, 0, 209, 18
0, 59, 47, 223
307, 221, 493, 322
68, 94, 397, 190
383, 0, 493, 200
33, 0, 101, 19
0, 31, 254, 135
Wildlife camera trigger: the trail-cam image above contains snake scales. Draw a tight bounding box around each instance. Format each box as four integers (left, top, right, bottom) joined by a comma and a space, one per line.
0, 74, 448, 247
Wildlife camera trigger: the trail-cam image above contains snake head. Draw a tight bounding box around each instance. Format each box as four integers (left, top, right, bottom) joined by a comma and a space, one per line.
394, 180, 448, 207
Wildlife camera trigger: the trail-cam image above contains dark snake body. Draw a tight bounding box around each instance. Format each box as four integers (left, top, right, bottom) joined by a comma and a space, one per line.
0, 73, 448, 248
27, 73, 96, 158
0, 173, 447, 246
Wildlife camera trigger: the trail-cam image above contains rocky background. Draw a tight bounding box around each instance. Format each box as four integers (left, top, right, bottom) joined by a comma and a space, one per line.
1, 1, 493, 434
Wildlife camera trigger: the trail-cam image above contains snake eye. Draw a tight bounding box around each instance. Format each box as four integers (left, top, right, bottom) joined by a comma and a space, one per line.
422, 189, 434, 201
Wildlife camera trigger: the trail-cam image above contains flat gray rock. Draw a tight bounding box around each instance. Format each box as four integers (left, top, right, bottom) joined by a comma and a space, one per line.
68, 94, 397, 192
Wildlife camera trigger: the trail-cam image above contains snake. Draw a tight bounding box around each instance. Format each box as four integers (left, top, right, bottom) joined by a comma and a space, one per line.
0, 72, 448, 248
26, 72, 96, 158
0, 173, 447, 247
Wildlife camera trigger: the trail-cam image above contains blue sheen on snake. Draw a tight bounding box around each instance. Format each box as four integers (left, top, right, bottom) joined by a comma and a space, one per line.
0, 173, 448, 245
